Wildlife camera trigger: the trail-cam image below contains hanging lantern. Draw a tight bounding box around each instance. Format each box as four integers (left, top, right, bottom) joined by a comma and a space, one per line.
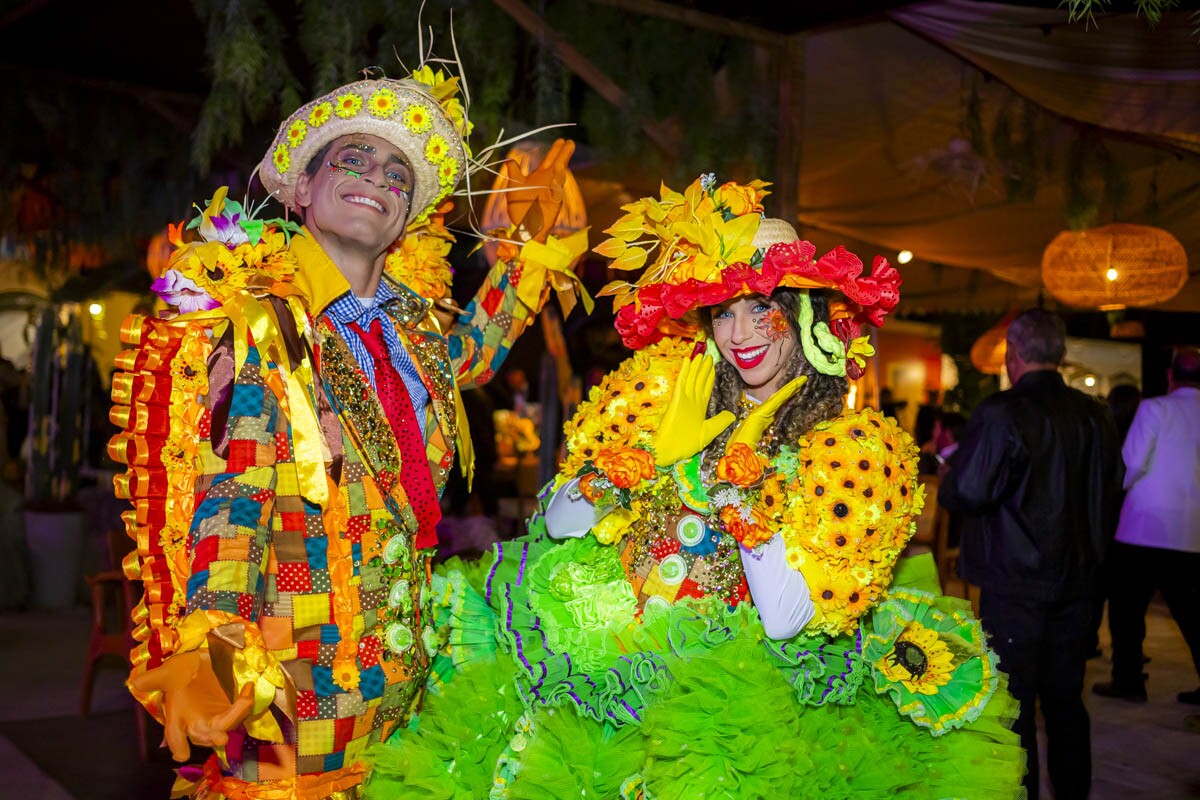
970, 309, 1018, 375
1042, 223, 1188, 310
478, 142, 587, 267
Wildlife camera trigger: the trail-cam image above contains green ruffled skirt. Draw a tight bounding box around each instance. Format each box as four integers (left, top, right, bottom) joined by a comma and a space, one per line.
363, 537, 1025, 800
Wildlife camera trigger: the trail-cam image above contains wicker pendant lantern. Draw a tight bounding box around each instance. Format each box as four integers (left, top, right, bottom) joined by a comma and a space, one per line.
970, 309, 1018, 375
1042, 223, 1187, 310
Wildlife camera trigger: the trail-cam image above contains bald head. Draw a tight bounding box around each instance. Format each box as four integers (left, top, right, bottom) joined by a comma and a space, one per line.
1170, 348, 1200, 389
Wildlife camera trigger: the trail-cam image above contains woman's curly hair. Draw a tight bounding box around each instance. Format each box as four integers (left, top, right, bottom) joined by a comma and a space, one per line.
699, 289, 847, 472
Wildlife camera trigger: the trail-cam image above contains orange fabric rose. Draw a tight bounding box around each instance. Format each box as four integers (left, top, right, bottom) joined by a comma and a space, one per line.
594, 447, 656, 489
717, 443, 764, 487
715, 181, 766, 217
718, 504, 773, 549
578, 472, 604, 503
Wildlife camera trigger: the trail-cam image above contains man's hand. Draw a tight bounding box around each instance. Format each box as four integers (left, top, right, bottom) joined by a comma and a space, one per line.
726, 376, 808, 450
654, 355, 735, 467
503, 139, 575, 244
128, 650, 255, 762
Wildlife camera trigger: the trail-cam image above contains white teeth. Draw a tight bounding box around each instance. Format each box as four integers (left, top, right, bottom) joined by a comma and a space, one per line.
736, 345, 768, 360
346, 195, 385, 212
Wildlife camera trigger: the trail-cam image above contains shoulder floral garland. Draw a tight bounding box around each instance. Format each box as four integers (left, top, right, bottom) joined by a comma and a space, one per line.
707, 407, 925, 635
384, 205, 455, 302
151, 187, 302, 312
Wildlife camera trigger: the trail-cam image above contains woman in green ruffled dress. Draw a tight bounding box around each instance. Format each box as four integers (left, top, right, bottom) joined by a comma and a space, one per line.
364, 176, 1026, 799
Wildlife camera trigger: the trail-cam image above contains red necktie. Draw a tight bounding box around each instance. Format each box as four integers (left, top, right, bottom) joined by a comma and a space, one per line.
351, 319, 441, 549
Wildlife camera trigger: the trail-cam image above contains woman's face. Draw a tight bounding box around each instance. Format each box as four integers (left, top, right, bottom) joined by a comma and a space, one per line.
709, 294, 799, 399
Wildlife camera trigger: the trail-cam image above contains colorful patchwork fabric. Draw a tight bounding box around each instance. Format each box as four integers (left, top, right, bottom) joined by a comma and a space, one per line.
112, 230, 556, 799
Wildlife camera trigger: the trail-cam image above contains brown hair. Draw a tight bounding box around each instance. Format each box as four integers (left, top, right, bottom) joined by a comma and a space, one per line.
699, 289, 848, 473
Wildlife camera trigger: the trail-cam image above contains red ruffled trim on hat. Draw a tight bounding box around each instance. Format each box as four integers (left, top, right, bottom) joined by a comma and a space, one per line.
614, 240, 902, 350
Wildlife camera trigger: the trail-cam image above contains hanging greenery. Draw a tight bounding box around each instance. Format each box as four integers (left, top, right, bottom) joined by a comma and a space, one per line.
1065, 127, 1130, 230
937, 313, 1003, 415
187, 0, 774, 190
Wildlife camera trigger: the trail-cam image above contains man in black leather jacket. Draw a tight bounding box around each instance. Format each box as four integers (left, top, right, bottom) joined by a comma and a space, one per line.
939, 309, 1123, 800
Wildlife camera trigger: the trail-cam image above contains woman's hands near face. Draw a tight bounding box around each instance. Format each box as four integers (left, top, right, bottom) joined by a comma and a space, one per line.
727, 375, 808, 450
654, 354, 736, 467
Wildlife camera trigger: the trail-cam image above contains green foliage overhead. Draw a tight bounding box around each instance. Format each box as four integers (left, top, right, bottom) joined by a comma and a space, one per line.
187, 0, 776, 189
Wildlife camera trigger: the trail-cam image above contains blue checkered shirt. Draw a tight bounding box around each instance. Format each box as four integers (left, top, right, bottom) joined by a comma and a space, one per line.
323, 282, 430, 439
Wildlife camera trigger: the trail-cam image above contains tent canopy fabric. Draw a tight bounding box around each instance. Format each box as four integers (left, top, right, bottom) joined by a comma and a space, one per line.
779, 2, 1200, 313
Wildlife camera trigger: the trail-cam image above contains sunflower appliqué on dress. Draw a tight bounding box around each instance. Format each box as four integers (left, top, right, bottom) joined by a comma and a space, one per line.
863, 587, 1004, 735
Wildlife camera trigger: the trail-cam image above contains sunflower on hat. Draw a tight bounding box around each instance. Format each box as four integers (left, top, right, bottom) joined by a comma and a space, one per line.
595, 174, 902, 378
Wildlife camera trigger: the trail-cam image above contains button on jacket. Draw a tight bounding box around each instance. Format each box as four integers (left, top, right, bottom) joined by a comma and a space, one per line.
938, 371, 1124, 601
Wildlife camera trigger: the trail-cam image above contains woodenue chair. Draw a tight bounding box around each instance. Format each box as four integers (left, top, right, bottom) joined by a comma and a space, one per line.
81, 527, 151, 760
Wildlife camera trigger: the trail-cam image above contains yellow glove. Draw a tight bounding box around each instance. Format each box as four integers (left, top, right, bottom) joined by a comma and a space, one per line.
727, 375, 808, 450
654, 355, 736, 467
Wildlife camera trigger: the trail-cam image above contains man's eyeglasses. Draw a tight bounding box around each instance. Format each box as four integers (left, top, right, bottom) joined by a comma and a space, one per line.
327, 153, 413, 199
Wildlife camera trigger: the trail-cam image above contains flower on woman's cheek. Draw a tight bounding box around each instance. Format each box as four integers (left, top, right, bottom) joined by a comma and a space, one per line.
151, 269, 220, 313
754, 308, 791, 343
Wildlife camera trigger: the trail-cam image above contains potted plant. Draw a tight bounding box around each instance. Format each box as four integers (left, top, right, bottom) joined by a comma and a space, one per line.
24, 302, 92, 608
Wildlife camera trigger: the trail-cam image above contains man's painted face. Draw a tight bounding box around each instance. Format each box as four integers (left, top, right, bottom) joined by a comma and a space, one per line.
709, 294, 799, 399
293, 133, 414, 251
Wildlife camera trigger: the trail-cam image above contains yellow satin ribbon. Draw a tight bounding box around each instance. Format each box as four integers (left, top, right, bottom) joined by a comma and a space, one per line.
226, 641, 289, 742
176, 294, 330, 508
592, 507, 639, 546
452, 384, 475, 490
515, 229, 594, 318
171, 611, 289, 743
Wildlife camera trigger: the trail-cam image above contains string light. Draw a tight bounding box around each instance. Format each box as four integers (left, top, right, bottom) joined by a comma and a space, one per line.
897, 250, 913, 265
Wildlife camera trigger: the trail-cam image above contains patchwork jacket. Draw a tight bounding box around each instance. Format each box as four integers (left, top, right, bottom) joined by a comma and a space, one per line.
111, 232, 564, 798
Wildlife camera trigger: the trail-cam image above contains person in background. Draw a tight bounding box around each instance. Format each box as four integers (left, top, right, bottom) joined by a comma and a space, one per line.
916, 410, 965, 477
1086, 383, 1142, 659
1107, 384, 1142, 443
914, 388, 941, 451
879, 385, 906, 421
1094, 349, 1200, 707
939, 308, 1124, 800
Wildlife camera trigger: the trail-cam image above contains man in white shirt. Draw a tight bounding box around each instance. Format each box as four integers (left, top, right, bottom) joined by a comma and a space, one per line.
1094, 348, 1200, 704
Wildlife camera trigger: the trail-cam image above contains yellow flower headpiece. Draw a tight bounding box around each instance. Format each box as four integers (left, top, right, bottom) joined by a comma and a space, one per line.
259, 65, 474, 228
595, 174, 902, 365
